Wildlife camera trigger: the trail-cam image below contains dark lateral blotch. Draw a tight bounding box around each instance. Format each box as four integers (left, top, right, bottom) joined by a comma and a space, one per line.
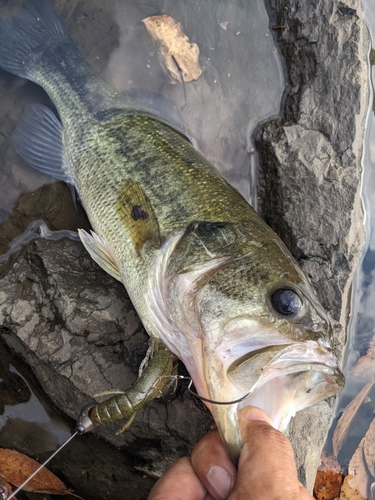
131, 205, 149, 221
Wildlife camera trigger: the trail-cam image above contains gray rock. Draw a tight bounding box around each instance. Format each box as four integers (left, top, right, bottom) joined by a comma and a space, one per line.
0, 238, 213, 498
256, 0, 368, 490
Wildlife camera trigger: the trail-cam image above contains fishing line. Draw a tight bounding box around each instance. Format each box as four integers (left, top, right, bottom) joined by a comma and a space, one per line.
172, 375, 251, 405
9, 373, 250, 498
7, 431, 80, 500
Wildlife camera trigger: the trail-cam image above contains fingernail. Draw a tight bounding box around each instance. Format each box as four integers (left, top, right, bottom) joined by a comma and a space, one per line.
207, 465, 232, 500
243, 407, 274, 426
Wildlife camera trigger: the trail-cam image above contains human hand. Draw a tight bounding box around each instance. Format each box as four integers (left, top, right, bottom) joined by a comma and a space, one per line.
148, 406, 314, 500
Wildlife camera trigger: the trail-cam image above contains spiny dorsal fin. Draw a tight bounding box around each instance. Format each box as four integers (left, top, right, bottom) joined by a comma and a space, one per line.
78, 229, 122, 282
116, 180, 160, 253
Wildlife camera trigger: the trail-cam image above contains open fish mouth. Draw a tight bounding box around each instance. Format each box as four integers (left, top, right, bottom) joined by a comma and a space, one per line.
207, 340, 344, 462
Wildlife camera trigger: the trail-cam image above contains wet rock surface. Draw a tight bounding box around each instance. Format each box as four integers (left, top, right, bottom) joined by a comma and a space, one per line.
257, 0, 368, 490
0, 0, 369, 497
0, 238, 213, 499
258, 0, 367, 331
0, 340, 158, 500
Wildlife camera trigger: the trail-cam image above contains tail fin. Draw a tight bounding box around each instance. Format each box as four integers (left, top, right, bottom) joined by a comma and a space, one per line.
0, 0, 73, 79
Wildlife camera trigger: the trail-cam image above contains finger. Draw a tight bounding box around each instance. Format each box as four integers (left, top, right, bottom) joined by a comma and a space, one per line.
148, 456, 208, 500
191, 430, 237, 500
230, 406, 314, 500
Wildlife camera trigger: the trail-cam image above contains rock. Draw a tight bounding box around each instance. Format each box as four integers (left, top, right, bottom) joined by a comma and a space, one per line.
256, 0, 368, 490
0, 238, 213, 498
340, 476, 368, 500
257, 0, 367, 343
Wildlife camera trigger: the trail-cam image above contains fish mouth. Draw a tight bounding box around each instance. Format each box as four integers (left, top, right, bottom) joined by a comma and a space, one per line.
207, 341, 344, 463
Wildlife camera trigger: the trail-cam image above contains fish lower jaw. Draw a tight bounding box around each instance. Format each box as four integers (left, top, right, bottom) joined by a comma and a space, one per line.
230, 362, 343, 431
214, 339, 344, 431
205, 363, 338, 464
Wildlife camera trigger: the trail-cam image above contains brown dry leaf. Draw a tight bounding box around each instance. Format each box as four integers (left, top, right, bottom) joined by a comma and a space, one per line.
332, 383, 373, 456
364, 415, 375, 477
142, 14, 202, 83
314, 468, 343, 500
314, 452, 343, 500
0, 474, 13, 498
0, 448, 78, 496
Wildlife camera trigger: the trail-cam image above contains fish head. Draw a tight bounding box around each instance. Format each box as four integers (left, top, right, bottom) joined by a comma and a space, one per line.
150, 221, 344, 462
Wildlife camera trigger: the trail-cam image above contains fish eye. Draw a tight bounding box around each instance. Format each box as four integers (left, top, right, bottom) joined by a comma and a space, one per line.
270, 289, 302, 317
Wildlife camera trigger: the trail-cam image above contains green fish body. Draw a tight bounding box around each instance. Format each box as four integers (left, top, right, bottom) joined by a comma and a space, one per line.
0, 0, 344, 461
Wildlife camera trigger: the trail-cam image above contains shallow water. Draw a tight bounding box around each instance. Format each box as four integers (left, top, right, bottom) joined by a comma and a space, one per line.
0, 0, 285, 497
0, 340, 71, 451
105, 0, 285, 204
342, 0, 375, 393
0, 0, 285, 256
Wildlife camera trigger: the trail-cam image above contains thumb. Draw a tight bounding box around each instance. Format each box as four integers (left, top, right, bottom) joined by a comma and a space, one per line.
231, 406, 313, 500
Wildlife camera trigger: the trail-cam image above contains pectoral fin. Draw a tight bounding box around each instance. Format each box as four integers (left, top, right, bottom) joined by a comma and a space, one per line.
78, 229, 122, 282
116, 180, 160, 253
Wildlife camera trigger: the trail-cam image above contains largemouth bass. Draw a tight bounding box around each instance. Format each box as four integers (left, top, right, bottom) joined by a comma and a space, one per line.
0, 0, 344, 462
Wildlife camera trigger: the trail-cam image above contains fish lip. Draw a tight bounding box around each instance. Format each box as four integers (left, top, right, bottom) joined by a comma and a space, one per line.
206, 340, 344, 459
210, 353, 344, 464
226, 341, 344, 394
246, 360, 343, 396
222, 341, 344, 434
235, 360, 344, 433
228, 338, 339, 374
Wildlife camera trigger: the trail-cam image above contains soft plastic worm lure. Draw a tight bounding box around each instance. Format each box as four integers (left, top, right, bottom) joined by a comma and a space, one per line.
6, 376, 249, 499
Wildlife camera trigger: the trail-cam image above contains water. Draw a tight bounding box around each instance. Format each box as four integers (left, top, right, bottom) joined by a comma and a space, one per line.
0, 0, 285, 260
104, 0, 285, 204
0, 0, 285, 498
0, 339, 80, 499
342, 0, 375, 395
0, 341, 71, 452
